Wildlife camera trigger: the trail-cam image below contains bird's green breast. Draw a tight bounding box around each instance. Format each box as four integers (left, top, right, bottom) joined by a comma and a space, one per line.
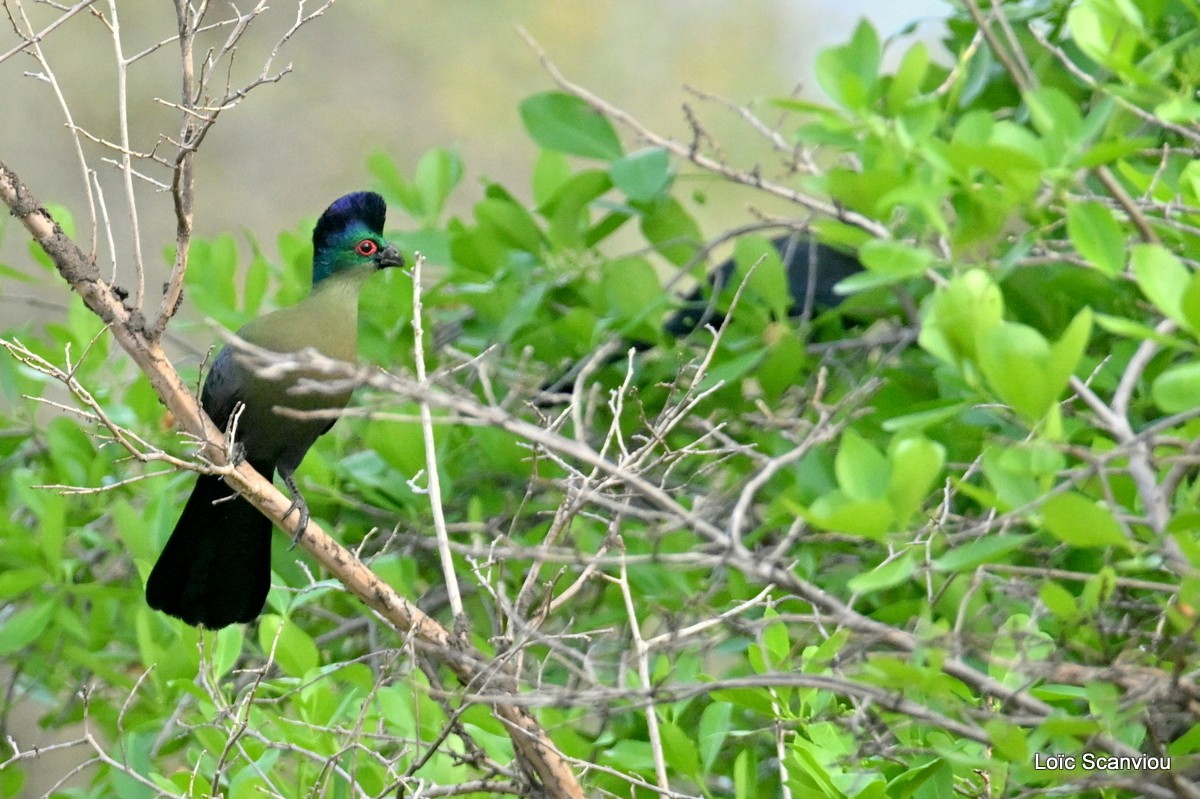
215, 267, 378, 465
238, 267, 374, 362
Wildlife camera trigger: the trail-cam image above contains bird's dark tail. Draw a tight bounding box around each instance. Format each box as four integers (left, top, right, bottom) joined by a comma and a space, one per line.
146, 469, 273, 628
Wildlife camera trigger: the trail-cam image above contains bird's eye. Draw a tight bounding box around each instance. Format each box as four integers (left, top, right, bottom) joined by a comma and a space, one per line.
355, 239, 379, 257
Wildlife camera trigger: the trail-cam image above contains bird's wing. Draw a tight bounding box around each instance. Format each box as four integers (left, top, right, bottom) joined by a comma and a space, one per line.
199, 345, 245, 431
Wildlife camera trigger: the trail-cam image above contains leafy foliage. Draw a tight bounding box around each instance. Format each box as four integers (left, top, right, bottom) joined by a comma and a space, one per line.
4, 1, 1200, 798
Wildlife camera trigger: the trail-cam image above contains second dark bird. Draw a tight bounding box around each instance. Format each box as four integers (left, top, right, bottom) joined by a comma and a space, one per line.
146, 192, 404, 629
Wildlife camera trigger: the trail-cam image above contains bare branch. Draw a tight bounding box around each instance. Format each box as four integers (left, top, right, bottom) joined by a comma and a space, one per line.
516, 26, 891, 241
411, 252, 465, 623
0, 164, 585, 799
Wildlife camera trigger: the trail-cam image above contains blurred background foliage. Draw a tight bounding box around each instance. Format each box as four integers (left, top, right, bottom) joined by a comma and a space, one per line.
0, 1, 942, 293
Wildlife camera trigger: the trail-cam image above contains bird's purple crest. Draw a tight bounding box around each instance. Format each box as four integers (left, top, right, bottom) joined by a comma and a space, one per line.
313, 191, 387, 253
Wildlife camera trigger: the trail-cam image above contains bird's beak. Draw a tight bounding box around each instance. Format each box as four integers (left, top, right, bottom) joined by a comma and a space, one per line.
375, 244, 405, 269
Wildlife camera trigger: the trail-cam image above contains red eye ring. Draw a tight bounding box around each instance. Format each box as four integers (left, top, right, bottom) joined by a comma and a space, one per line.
355, 239, 379, 257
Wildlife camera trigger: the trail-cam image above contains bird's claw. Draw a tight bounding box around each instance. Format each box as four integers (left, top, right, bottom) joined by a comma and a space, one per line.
281, 497, 310, 550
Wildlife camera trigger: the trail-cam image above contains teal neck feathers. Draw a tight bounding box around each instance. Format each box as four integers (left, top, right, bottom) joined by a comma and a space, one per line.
239, 191, 403, 363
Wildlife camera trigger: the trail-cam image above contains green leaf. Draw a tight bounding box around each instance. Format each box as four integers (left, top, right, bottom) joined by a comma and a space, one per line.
1151, 361, 1200, 413
917, 269, 1004, 366
1183, 160, 1200, 205
213, 624, 244, 679
258, 615, 320, 677
887, 435, 945, 526
1158, 97, 1200, 124
1066, 0, 1134, 72
886, 758, 947, 799
585, 210, 631, 247
696, 349, 765, 394
985, 719, 1029, 762
1044, 307, 1092, 396
1095, 313, 1194, 349
1080, 135, 1158, 167
230, 771, 270, 799
600, 257, 661, 338
531, 150, 572, 206
600, 739, 657, 772
814, 19, 881, 111
376, 685, 416, 736
1065, 6, 1103, 61
757, 329, 805, 402
803, 630, 850, 672
886, 41, 929, 113
711, 686, 775, 716
980, 447, 1041, 511
0, 602, 55, 654
787, 736, 847, 798
1039, 581, 1079, 621
881, 402, 967, 433
1025, 86, 1083, 163
835, 430, 890, 502
184, 234, 243, 329
1132, 244, 1191, 330
1041, 492, 1132, 550
639, 197, 702, 265
0, 764, 25, 798
414, 147, 463, 220
475, 197, 545, 253
542, 169, 613, 248
976, 310, 1089, 424
610, 147, 671, 201
858, 239, 933, 278
243, 250, 270, 318
1066, 200, 1125, 275
24, 475, 65, 565
698, 702, 732, 774
1181, 273, 1200, 334
762, 610, 789, 663
659, 718, 702, 780
1080, 565, 1118, 613
847, 551, 916, 594
806, 494, 894, 540
519, 92, 623, 160
733, 235, 788, 319
0, 568, 46, 599
932, 534, 1030, 572
368, 150, 423, 217
734, 750, 757, 799
978, 322, 1054, 420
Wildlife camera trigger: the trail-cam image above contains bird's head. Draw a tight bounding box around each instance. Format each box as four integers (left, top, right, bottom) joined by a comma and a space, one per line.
311, 191, 405, 284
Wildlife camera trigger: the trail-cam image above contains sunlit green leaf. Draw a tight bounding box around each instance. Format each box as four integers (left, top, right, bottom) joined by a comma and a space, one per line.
887, 435, 945, 525
1066, 200, 1125, 275
1132, 244, 1191, 330
1151, 361, 1200, 413
1041, 492, 1132, 550
520, 92, 623, 160
847, 551, 916, 594
835, 430, 890, 502
610, 147, 671, 201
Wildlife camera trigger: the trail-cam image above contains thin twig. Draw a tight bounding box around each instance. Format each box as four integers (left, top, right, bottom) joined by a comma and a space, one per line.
412, 253, 465, 622
516, 26, 890, 241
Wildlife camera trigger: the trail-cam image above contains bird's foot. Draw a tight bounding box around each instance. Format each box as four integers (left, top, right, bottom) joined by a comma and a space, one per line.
279, 469, 309, 549
281, 496, 309, 550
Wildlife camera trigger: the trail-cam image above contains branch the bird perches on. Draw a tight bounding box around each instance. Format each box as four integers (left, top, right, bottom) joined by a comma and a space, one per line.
0, 160, 585, 799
